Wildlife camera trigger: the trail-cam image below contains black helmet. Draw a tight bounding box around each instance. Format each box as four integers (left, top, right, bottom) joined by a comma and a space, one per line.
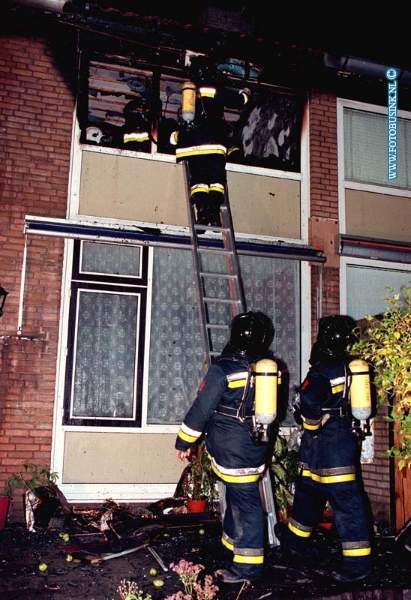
188, 55, 216, 86
229, 311, 273, 354
123, 98, 150, 127
316, 314, 356, 357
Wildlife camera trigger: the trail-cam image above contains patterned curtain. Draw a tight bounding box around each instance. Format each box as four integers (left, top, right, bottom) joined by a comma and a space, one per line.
147, 247, 300, 425
72, 290, 139, 419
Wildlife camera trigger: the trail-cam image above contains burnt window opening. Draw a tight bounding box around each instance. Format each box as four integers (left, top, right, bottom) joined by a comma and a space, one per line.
77, 39, 304, 172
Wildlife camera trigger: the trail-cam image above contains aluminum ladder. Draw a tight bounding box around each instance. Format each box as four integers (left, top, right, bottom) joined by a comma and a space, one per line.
183, 160, 279, 547
183, 161, 246, 369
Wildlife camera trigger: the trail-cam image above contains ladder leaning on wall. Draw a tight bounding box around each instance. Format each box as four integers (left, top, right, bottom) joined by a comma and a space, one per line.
183, 160, 280, 547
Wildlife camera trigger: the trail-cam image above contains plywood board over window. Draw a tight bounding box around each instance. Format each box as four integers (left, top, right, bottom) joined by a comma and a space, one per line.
79, 150, 301, 239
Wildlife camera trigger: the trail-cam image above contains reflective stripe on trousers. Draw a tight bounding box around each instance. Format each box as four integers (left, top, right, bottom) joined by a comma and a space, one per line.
220, 480, 265, 580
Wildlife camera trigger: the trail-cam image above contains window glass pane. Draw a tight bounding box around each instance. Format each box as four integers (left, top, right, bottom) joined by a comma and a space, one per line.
347, 264, 411, 320
147, 247, 300, 425
344, 108, 411, 189
71, 290, 139, 420
81, 242, 141, 277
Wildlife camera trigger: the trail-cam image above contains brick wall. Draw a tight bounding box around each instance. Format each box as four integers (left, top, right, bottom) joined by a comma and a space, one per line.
309, 91, 340, 331
0, 16, 74, 518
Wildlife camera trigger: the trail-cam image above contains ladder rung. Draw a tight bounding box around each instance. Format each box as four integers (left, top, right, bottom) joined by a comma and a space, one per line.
196, 247, 235, 255
199, 272, 238, 280
194, 224, 229, 232
203, 297, 243, 305
206, 323, 230, 330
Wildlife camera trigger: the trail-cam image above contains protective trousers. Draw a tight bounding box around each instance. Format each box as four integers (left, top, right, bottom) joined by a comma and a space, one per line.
188, 154, 226, 206
220, 480, 265, 581
284, 473, 372, 577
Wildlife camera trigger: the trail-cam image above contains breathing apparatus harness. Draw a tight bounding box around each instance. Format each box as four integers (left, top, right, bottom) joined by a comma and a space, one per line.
215, 357, 279, 445
292, 358, 372, 440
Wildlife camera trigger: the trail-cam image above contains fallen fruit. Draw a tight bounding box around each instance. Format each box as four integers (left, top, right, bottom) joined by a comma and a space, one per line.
62, 533, 70, 542
149, 568, 157, 576
66, 554, 73, 562
199, 528, 205, 535
38, 563, 48, 572
153, 579, 165, 587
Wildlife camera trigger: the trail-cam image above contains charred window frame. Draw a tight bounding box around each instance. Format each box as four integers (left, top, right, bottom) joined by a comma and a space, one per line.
76, 37, 304, 173
63, 240, 148, 427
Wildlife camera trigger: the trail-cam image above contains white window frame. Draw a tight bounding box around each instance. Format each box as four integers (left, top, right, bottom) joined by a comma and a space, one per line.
340, 255, 411, 317
50, 103, 312, 500
337, 98, 411, 236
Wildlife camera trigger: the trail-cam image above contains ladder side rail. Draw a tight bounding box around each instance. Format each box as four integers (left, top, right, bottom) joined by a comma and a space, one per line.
220, 192, 246, 315
183, 160, 213, 370
260, 470, 280, 547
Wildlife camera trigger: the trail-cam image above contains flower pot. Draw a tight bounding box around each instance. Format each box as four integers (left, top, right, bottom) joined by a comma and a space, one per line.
0, 497, 11, 531
277, 507, 290, 522
187, 499, 207, 513
319, 508, 334, 530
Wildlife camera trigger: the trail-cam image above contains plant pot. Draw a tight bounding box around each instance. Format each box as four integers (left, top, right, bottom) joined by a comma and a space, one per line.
319, 509, 334, 530
277, 507, 290, 522
187, 499, 207, 513
0, 496, 11, 531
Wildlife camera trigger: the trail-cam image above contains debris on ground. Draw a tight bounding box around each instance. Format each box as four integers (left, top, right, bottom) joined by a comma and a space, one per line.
1, 498, 411, 600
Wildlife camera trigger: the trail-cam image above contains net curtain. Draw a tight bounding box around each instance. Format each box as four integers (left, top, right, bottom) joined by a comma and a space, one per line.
147, 247, 300, 425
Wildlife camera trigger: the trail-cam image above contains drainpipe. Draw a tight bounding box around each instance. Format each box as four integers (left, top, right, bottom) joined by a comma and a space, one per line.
324, 53, 411, 85
6, 0, 70, 13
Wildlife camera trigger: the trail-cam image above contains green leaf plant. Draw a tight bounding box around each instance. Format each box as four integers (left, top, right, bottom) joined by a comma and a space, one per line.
350, 286, 411, 470
4, 463, 59, 498
187, 440, 219, 506
270, 434, 299, 514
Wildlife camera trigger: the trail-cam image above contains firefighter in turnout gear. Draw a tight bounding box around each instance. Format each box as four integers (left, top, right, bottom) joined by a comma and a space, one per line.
170, 55, 250, 227
121, 97, 155, 152
175, 311, 275, 584
275, 315, 373, 583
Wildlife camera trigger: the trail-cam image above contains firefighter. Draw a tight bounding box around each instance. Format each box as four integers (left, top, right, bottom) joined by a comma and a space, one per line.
175, 311, 275, 583
171, 55, 250, 227
275, 315, 373, 582
121, 97, 155, 152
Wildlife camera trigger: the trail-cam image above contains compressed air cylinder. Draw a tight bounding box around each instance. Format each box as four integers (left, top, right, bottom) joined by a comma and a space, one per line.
254, 358, 278, 425
181, 81, 196, 123
349, 359, 372, 421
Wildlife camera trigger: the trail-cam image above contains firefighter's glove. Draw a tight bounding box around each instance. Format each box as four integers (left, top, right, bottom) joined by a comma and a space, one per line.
321, 413, 330, 427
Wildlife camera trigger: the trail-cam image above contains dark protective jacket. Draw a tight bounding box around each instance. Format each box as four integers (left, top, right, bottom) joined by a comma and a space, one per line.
175, 348, 269, 483
298, 354, 358, 481
173, 85, 249, 161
